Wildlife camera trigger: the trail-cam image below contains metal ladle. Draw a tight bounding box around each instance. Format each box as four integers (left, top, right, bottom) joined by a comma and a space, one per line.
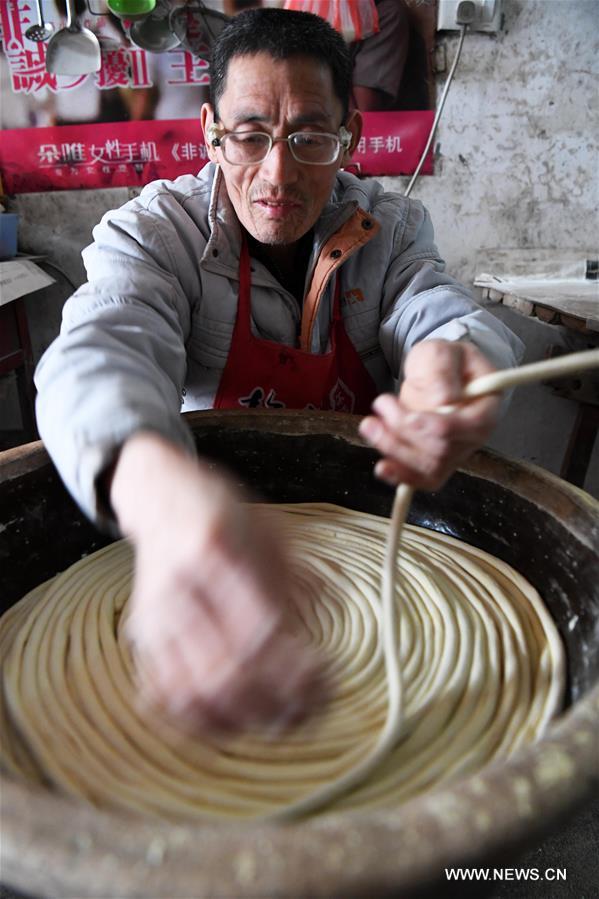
25, 0, 54, 42
45, 0, 102, 75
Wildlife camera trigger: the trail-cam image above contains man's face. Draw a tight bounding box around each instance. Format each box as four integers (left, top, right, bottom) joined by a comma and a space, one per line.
201, 53, 360, 249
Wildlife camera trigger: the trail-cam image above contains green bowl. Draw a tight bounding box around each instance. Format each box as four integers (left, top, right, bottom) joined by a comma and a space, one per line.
106, 0, 156, 19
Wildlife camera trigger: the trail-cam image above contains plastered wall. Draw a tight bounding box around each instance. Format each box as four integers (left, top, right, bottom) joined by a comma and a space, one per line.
6, 0, 599, 492
389, 0, 599, 286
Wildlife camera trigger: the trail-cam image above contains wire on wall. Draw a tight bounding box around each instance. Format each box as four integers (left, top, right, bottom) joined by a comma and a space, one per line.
404, 24, 469, 198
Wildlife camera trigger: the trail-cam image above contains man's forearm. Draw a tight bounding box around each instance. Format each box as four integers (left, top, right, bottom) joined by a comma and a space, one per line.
110, 432, 203, 538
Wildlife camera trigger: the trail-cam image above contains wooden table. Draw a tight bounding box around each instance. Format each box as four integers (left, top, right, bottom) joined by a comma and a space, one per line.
0, 298, 36, 441
0, 259, 55, 443
475, 250, 599, 487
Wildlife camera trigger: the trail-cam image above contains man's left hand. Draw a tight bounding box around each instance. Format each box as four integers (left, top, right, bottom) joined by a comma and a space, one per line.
359, 339, 501, 490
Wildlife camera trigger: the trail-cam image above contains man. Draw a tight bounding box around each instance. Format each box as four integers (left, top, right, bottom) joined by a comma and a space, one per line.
35, 9, 522, 734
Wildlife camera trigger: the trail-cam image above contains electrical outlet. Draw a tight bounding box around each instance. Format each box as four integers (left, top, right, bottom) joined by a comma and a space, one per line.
437, 0, 503, 32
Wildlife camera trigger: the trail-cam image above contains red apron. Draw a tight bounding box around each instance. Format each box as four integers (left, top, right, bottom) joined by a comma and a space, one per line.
214, 239, 378, 414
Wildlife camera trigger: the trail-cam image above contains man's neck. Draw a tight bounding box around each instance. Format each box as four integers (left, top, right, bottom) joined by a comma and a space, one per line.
247, 231, 313, 304
261, 243, 298, 281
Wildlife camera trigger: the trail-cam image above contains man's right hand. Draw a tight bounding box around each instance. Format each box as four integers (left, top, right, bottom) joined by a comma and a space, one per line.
110, 431, 325, 734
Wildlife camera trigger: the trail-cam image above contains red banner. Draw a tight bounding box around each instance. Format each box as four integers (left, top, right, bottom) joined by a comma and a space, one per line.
0, 112, 434, 194
0, 0, 434, 192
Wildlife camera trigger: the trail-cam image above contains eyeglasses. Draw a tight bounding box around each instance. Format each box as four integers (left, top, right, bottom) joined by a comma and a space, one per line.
207, 123, 352, 166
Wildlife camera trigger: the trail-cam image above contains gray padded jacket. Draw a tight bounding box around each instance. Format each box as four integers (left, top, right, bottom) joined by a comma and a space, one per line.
35, 164, 523, 523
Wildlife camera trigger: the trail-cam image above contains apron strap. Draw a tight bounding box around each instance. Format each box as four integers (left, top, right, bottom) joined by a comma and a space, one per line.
233, 236, 252, 341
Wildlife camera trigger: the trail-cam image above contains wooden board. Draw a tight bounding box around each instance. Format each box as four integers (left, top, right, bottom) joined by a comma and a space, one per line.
474, 249, 599, 333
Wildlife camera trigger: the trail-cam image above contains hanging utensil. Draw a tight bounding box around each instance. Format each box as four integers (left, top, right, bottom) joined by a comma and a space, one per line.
106, 0, 156, 19
25, 0, 54, 42
169, 1, 230, 60
129, 0, 181, 53
45, 0, 102, 75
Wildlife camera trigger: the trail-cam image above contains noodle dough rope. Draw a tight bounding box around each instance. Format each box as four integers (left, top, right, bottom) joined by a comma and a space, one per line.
1, 503, 564, 822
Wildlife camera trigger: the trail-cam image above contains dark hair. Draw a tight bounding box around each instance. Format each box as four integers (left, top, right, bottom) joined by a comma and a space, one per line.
209, 8, 352, 119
